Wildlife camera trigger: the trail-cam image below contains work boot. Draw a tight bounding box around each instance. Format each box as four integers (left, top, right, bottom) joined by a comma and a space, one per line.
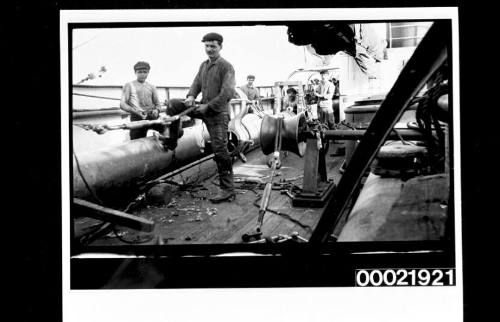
209, 189, 236, 203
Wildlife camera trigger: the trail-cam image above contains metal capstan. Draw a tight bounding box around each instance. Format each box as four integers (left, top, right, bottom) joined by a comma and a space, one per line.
259, 112, 307, 157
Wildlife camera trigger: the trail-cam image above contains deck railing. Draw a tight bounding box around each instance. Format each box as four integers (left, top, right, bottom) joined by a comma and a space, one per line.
72, 84, 275, 117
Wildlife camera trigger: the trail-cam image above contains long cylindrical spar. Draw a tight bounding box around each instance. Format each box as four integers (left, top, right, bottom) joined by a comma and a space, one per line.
73, 111, 265, 207
73, 124, 211, 207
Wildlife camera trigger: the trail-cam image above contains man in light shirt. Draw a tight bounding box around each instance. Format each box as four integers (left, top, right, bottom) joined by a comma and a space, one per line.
240, 75, 260, 101
314, 69, 335, 129
120, 61, 162, 139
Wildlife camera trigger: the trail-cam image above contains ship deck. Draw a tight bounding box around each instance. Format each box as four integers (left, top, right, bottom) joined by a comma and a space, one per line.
75, 144, 346, 245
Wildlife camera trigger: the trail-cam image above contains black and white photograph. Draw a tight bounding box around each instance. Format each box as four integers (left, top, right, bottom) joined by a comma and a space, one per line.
60, 7, 462, 322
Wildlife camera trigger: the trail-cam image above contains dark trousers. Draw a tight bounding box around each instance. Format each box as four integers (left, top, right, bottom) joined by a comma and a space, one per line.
204, 114, 234, 191
129, 112, 161, 140
130, 114, 148, 140
130, 128, 148, 140
129, 114, 148, 140
332, 97, 340, 124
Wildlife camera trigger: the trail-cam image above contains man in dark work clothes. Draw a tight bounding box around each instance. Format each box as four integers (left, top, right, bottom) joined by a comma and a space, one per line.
184, 32, 237, 203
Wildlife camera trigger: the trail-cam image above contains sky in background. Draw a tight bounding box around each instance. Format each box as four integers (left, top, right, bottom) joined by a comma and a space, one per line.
72, 26, 312, 87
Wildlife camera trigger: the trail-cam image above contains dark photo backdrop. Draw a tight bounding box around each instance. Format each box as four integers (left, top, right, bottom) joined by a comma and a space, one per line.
10, 1, 474, 322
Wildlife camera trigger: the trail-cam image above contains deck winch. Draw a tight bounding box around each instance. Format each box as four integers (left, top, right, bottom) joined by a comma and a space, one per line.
259, 112, 335, 207
228, 100, 264, 162
258, 112, 433, 208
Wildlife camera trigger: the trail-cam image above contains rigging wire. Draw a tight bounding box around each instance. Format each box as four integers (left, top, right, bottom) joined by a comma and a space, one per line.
72, 92, 120, 101
74, 150, 157, 245
72, 33, 102, 50
252, 195, 313, 233
73, 151, 103, 205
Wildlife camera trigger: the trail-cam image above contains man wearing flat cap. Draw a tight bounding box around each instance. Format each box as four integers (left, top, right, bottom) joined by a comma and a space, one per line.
184, 32, 237, 203
120, 61, 162, 139
240, 75, 260, 101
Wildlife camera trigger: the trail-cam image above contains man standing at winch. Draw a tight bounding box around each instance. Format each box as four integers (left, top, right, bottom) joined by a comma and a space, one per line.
120, 61, 162, 140
184, 32, 237, 203
240, 74, 260, 101
283, 87, 299, 114
315, 69, 335, 129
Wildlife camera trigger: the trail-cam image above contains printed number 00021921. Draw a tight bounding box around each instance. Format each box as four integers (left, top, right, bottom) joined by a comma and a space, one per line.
355, 268, 455, 287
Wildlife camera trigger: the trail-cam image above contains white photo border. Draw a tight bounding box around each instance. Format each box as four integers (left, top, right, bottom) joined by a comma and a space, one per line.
61, 7, 461, 322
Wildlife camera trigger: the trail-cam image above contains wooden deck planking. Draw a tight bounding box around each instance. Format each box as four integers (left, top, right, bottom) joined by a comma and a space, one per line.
224, 190, 294, 243
182, 191, 261, 243
86, 146, 346, 245
196, 152, 307, 243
